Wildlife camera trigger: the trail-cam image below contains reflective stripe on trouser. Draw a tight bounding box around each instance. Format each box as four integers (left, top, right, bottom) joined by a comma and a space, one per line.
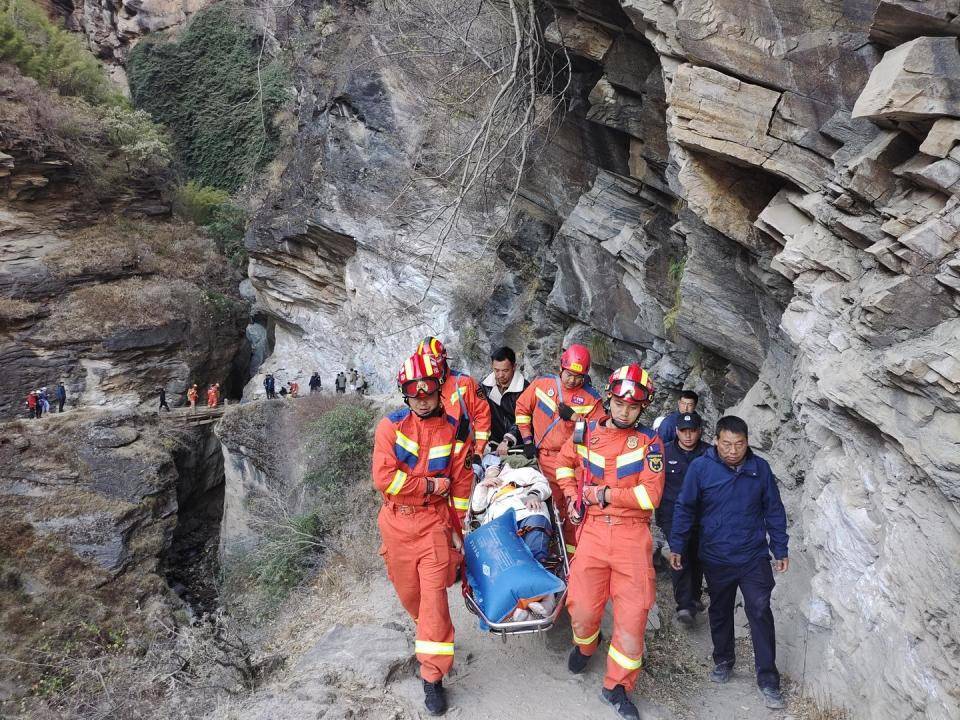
538, 450, 578, 552
377, 503, 458, 682
566, 516, 656, 691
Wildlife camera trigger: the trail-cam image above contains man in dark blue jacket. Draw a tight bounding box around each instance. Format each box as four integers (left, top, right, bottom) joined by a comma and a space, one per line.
657, 411, 710, 627
655, 389, 699, 444
669, 415, 789, 710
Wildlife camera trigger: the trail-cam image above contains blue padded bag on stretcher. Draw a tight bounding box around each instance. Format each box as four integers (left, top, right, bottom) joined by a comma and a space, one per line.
464, 508, 566, 630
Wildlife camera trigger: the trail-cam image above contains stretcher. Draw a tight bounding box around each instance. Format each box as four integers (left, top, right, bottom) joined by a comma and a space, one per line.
461, 447, 572, 638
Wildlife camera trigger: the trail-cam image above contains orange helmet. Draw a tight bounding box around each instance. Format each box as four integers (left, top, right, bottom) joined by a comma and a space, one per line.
606, 364, 655, 407
560, 344, 591, 375
397, 353, 444, 398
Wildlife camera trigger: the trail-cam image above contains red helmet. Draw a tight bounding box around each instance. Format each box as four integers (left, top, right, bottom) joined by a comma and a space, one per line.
417, 336, 448, 376
397, 353, 444, 398
606, 364, 655, 407
560, 344, 591, 375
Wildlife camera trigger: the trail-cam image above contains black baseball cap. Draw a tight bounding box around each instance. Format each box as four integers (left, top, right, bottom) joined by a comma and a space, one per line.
676, 412, 703, 430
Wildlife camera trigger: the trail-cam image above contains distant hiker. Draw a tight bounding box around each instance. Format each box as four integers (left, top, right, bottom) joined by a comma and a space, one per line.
356, 372, 367, 395
658, 411, 709, 627
670, 415, 789, 710
187, 384, 199, 410
264, 373, 276, 399
480, 346, 529, 455
335, 372, 346, 395
309, 372, 322, 393
348, 368, 358, 392
56, 382, 67, 413
654, 390, 699, 445
158, 387, 170, 412
39, 387, 50, 415
26, 391, 37, 419
289, 381, 299, 397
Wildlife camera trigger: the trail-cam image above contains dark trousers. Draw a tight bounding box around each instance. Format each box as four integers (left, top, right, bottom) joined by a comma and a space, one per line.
703, 557, 780, 690
58, 399, 65, 412
657, 503, 704, 613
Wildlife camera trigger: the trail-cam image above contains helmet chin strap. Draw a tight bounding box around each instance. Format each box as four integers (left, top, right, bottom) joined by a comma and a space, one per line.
406, 399, 444, 419
611, 416, 637, 429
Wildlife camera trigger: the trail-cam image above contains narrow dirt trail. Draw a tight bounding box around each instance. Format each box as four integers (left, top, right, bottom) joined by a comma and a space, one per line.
386, 576, 791, 720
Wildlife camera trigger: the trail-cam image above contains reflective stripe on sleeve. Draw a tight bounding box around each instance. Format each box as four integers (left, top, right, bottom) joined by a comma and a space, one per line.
608, 644, 642, 670
415, 640, 454, 656
386, 470, 407, 495
555, 466, 576, 480
475, 430, 490, 440
633, 485, 654, 510
515, 415, 532, 424
451, 496, 469, 511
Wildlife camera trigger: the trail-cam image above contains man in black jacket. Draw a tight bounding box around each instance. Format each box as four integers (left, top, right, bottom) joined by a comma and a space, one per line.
480, 346, 529, 455
657, 411, 709, 627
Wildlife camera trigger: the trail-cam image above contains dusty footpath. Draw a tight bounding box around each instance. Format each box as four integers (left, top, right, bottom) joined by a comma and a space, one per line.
211, 566, 815, 720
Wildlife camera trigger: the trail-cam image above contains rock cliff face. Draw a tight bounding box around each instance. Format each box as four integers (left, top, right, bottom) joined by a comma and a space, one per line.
243, 1, 960, 717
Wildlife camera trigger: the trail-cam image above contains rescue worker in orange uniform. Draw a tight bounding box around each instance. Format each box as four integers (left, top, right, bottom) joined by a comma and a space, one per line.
417, 336, 492, 519
514, 344, 604, 554
372, 353, 472, 717
187, 384, 199, 410
206, 384, 218, 407
557, 364, 665, 720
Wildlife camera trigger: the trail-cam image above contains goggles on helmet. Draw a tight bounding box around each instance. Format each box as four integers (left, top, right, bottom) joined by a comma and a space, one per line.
608, 378, 649, 405
400, 377, 442, 399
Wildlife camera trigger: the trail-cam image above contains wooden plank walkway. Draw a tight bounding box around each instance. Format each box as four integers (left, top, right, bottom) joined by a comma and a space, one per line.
161, 404, 228, 426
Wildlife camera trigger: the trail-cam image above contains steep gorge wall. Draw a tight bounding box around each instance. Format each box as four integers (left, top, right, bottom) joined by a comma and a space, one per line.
242, 0, 960, 716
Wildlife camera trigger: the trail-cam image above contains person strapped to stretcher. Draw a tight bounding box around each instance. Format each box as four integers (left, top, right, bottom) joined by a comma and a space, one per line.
469, 455, 558, 621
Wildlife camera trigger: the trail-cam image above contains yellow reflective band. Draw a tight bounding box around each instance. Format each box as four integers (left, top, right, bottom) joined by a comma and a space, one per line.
615, 366, 629, 381
571, 404, 594, 414
556, 467, 576, 479
451, 496, 469, 511
449, 387, 464, 405
608, 644, 642, 670
617, 449, 646, 467
576, 445, 606, 468
573, 628, 599, 645
415, 640, 454, 656
639, 368, 649, 386
475, 431, 490, 440
386, 470, 407, 495
535, 388, 558, 413
515, 415, 532, 424
633, 485, 654, 510
454, 441, 464, 454
395, 431, 419, 455
429, 444, 453, 459
565, 544, 577, 555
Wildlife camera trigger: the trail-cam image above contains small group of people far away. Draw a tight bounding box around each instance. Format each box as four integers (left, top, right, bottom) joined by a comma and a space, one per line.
335, 368, 368, 395
24, 382, 67, 418
182, 382, 221, 410
372, 336, 790, 718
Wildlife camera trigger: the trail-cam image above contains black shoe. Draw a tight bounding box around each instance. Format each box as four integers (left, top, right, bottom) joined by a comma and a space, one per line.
423, 679, 447, 716
676, 609, 694, 627
710, 663, 733, 684
760, 686, 785, 710
568, 645, 592, 674
600, 685, 640, 720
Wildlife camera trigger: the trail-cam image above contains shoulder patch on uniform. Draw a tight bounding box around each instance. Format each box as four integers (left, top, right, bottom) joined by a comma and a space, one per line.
584, 384, 602, 399
648, 453, 664, 473
476, 384, 486, 399
387, 407, 411, 423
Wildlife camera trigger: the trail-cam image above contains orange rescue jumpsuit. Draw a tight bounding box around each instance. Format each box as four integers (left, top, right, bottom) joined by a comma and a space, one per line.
372, 407, 472, 682
207, 386, 218, 407
555, 421, 665, 691
514, 374, 604, 552
440, 368, 492, 519
187, 386, 198, 408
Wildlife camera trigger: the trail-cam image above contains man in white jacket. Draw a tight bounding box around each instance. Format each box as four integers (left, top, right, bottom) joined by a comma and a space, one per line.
470, 455, 557, 619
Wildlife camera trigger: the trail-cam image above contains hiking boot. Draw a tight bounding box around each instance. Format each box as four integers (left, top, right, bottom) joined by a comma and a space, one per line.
676, 609, 695, 627
423, 679, 447, 716
760, 686, 786, 710
568, 645, 592, 674
710, 663, 733, 684
600, 684, 641, 720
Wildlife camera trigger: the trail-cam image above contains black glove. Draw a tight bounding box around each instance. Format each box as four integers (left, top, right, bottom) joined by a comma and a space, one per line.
523, 441, 536, 459
558, 403, 575, 421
